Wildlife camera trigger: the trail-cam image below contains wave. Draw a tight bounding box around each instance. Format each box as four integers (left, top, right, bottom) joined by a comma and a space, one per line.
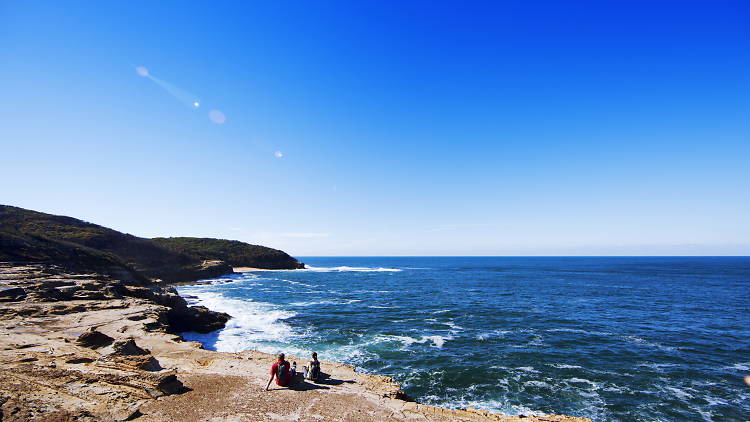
303, 265, 401, 272
546, 327, 614, 336
289, 298, 362, 307
427, 397, 546, 418
550, 363, 583, 369
280, 279, 315, 287
621, 335, 677, 352
523, 380, 553, 388
356, 290, 395, 294
724, 362, 750, 371
476, 329, 512, 341
443, 321, 463, 332
175, 289, 300, 354
547, 328, 678, 352
566, 377, 600, 387
381, 334, 452, 348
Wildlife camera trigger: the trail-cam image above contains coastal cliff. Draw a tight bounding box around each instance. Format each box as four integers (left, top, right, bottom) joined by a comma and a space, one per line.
0, 205, 304, 282
0, 206, 590, 421
0, 263, 591, 421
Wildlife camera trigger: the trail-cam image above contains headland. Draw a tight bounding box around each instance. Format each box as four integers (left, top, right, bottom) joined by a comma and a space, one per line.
0, 205, 590, 421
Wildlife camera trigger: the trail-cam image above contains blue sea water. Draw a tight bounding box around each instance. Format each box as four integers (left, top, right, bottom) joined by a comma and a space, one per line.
177, 257, 750, 421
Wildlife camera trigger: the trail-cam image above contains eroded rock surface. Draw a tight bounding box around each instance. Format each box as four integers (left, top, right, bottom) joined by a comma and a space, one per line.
0, 263, 591, 422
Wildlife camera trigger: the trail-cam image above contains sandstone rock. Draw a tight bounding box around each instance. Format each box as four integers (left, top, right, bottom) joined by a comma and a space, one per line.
37, 279, 70, 288
30, 287, 67, 301
56, 285, 82, 297
71, 290, 108, 300
49, 304, 87, 315
167, 305, 229, 334
65, 357, 94, 364
111, 339, 149, 356
109, 404, 142, 422
127, 355, 162, 371
124, 286, 154, 300
126, 314, 146, 321
76, 330, 114, 349
136, 355, 162, 371
151, 292, 187, 308
0, 286, 25, 302
146, 374, 186, 397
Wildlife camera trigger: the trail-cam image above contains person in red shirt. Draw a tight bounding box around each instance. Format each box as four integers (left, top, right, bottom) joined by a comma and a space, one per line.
266, 353, 296, 390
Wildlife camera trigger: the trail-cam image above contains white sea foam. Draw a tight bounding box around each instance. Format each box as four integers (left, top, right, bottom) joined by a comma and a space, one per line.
357, 290, 395, 294
725, 362, 750, 371
551, 363, 583, 369
546, 327, 613, 336
636, 362, 679, 371
175, 289, 298, 353
523, 380, 552, 388
664, 386, 694, 401
566, 377, 600, 387
280, 279, 315, 287
548, 328, 678, 351
303, 265, 401, 272
383, 334, 451, 348
288, 298, 362, 306
622, 335, 677, 351
475, 329, 512, 341
367, 305, 397, 309
703, 396, 729, 406
433, 397, 547, 418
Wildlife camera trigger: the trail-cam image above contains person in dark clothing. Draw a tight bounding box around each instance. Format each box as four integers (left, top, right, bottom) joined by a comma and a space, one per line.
303, 351, 321, 381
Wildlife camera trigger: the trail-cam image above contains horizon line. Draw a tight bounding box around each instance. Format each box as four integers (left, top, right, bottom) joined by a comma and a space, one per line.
293, 255, 750, 258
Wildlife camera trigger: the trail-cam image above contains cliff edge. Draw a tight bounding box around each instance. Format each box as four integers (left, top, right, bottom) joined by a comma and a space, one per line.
0, 263, 591, 421
0, 205, 305, 282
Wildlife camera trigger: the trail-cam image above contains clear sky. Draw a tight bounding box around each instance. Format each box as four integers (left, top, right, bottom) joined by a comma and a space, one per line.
1, 1, 748, 256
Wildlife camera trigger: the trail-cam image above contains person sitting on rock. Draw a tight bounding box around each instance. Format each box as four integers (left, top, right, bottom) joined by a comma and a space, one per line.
266, 353, 296, 390
303, 351, 322, 381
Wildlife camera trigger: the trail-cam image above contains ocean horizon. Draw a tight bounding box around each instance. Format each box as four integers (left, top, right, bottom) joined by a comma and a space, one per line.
178, 256, 750, 421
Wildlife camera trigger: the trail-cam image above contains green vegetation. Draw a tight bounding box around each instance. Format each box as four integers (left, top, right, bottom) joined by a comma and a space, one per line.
0, 205, 304, 281
152, 237, 304, 269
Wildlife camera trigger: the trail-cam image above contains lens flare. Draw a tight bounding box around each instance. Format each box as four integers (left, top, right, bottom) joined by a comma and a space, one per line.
274, 151, 284, 158
208, 110, 226, 124
193, 101, 200, 108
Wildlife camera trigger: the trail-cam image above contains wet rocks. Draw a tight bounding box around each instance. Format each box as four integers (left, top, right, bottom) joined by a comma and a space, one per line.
166, 305, 230, 334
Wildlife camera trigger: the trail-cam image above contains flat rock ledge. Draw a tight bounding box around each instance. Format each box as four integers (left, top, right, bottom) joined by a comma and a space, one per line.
0, 263, 591, 422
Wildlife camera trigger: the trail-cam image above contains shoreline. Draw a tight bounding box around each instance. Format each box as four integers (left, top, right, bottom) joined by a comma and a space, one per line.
0, 262, 590, 421
177, 273, 590, 421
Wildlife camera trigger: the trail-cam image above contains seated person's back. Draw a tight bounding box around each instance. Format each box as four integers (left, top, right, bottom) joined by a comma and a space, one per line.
305, 352, 321, 380
266, 353, 295, 390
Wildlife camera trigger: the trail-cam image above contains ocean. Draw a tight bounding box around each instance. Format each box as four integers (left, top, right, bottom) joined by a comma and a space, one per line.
176, 257, 750, 421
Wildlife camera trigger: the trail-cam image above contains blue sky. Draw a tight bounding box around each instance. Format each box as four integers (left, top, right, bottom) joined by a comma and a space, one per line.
1, 1, 748, 256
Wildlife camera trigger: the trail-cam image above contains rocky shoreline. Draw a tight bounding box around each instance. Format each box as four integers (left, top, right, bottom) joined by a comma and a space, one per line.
0, 262, 591, 421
